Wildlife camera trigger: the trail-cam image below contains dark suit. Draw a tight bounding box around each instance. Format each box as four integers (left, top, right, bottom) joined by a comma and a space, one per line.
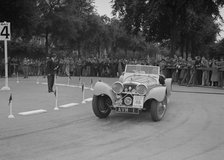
46, 58, 57, 92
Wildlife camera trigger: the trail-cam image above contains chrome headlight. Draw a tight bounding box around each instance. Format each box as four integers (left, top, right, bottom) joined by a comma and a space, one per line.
112, 82, 124, 94
136, 84, 147, 95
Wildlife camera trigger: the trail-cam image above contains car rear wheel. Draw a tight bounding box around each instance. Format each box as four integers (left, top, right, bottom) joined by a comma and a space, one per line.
92, 95, 112, 118
150, 96, 167, 121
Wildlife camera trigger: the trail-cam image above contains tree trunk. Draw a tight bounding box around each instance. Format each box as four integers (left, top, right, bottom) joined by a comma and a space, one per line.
170, 28, 176, 57
77, 42, 81, 58
45, 29, 49, 56
125, 48, 128, 57
185, 38, 189, 58
97, 40, 101, 58
180, 34, 184, 57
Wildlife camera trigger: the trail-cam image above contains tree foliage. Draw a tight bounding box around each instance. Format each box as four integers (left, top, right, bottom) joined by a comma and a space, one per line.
112, 0, 224, 57
0, 0, 38, 39
3, 0, 223, 59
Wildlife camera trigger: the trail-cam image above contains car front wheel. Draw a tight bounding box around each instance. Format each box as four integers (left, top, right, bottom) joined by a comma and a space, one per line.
92, 95, 112, 118
150, 96, 167, 121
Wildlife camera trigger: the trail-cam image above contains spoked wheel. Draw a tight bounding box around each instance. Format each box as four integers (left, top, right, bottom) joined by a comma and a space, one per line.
92, 95, 112, 118
150, 96, 167, 122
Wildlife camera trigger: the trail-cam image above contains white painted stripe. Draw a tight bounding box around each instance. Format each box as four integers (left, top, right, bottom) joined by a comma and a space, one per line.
41, 83, 92, 90
59, 103, 79, 108
18, 109, 47, 116
84, 98, 93, 102
68, 85, 79, 88
55, 83, 67, 86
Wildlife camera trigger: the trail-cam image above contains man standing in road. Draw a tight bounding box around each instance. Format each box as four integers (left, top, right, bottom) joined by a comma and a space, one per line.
46, 54, 58, 93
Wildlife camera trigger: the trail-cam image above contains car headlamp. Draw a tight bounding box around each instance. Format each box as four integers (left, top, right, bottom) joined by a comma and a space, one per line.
136, 84, 147, 95
112, 82, 124, 94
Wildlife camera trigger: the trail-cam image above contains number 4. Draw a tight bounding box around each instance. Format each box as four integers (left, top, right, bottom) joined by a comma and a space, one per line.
1, 26, 9, 39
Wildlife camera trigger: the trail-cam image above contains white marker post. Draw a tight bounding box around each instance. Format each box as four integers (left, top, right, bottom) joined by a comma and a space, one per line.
54, 86, 59, 110
8, 93, 15, 118
16, 72, 19, 83
54, 74, 57, 85
67, 76, 70, 86
36, 75, 39, 84
81, 83, 86, 104
79, 76, 81, 86
1, 22, 11, 91
90, 78, 94, 91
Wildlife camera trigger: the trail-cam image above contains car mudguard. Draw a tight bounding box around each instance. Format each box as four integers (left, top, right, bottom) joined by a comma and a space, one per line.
165, 78, 172, 96
145, 86, 167, 102
93, 82, 116, 102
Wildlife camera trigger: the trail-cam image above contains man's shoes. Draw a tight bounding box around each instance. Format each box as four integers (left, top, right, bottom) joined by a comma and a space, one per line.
48, 90, 53, 93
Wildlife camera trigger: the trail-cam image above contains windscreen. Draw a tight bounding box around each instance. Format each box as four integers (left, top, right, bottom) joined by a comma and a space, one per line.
125, 65, 160, 75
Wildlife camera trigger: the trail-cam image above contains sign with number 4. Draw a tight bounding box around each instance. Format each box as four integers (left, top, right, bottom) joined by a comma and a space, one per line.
0, 22, 11, 41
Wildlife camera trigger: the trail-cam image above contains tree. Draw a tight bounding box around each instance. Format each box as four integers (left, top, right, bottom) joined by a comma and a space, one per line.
0, 0, 38, 40
36, 0, 95, 56
112, 0, 224, 57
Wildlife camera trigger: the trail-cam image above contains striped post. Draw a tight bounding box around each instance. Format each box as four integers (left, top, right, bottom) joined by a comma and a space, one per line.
8, 93, 15, 118
16, 72, 19, 83
54, 74, 57, 85
36, 75, 39, 84
54, 87, 59, 110
67, 76, 70, 86
79, 76, 81, 86
90, 78, 93, 90
81, 83, 86, 104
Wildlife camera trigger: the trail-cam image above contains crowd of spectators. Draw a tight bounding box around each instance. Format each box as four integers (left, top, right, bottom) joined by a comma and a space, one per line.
0, 57, 151, 78
159, 55, 224, 87
0, 55, 224, 88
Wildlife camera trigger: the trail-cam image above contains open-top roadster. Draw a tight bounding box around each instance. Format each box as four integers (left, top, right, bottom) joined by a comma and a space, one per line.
92, 64, 172, 121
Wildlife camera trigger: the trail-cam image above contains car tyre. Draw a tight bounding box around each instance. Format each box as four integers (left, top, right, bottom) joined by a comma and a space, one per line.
150, 96, 167, 121
92, 95, 111, 118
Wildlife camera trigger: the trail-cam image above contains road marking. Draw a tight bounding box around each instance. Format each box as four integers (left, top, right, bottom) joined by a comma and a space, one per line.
55, 83, 67, 86
59, 103, 79, 108
172, 90, 224, 95
69, 84, 90, 90
18, 109, 47, 116
42, 83, 92, 90
84, 98, 93, 102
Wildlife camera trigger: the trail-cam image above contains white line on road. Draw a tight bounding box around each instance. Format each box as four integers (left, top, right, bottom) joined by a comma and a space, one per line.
59, 103, 79, 108
84, 98, 93, 102
41, 82, 92, 90
18, 109, 47, 116
55, 83, 67, 86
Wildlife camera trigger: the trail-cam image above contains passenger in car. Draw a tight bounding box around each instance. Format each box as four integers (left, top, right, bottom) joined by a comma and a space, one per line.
159, 74, 165, 85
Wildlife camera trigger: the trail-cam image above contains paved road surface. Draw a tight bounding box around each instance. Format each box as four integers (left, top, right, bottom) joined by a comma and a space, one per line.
0, 77, 224, 160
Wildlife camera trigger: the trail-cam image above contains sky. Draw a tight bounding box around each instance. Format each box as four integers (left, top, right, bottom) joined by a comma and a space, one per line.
94, 0, 224, 41
94, 0, 113, 17
217, 8, 224, 41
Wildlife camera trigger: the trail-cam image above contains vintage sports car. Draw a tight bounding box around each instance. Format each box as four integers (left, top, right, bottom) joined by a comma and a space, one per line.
92, 64, 172, 121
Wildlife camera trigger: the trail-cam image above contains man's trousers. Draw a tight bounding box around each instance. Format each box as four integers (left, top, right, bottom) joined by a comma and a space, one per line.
47, 74, 54, 92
